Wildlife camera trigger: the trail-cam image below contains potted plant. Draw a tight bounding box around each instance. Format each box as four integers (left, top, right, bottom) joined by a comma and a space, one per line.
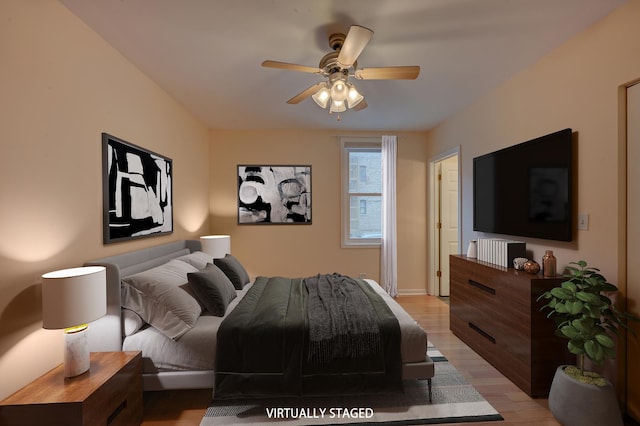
538, 260, 636, 426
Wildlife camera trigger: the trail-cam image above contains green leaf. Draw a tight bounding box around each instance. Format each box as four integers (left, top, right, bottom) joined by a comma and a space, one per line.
551, 287, 574, 300
582, 304, 595, 317
585, 340, 604, 363
560, 325, 580, 339
566, 300, 584, 315
564, 266, 580, 276
568, 340, 585, 355
561, 281, 578, 293
576, 291, 602, 305
598, 283, 618, 292
572, 317, 596, 333
587, 276, 604, 287
595, 333, 615, 348
599, 294, 613, 306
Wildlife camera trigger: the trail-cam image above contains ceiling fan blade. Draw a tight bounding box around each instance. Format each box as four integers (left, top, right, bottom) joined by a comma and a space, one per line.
287, 82, 325, 104
337, 25, 373, 67
353, 99, 368, 111
355, 66, 420, 80
262, 60, 321, 74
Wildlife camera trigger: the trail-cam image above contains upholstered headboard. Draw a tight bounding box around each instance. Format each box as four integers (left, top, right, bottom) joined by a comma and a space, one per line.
84, 239, 201, 352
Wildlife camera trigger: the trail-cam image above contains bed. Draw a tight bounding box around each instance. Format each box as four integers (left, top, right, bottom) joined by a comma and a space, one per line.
85, 240, 434, 398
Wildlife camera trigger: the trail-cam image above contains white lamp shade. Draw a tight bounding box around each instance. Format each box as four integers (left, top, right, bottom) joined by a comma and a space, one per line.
42, 266, 107, 330
330, 79, 348, 102
311, 84, 330, 109
200, 235, 231, 259
346, 83, 364, 108
330, 99, 346, 113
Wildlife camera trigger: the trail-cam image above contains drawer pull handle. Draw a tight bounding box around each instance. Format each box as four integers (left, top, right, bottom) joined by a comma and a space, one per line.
469, 322, 496, 344
107, 400, 127, 425
468, 279, 496, 295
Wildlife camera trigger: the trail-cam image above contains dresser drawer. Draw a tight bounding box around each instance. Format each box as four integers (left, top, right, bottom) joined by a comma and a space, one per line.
83, 353, 142, 425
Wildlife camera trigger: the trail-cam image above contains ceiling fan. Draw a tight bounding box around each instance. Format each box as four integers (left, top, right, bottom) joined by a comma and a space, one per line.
262, 25, 420, 114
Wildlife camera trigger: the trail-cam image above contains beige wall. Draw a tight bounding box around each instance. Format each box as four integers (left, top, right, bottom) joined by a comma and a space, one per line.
0, 0, 210, 399
426, 0, 640, 287
208, 130, 428, 293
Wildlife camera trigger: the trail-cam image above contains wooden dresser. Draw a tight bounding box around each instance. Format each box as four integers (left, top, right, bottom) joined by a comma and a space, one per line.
0, 351, 142, 426
450, 255, 573, 397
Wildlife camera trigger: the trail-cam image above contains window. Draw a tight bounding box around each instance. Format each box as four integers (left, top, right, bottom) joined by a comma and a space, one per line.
341, 137, 382, 246
359, 165, 367, 182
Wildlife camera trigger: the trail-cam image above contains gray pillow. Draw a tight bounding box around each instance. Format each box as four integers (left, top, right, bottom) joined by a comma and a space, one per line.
175, 251, 214, 270
187, 264, 237, 316
121, 259, 202, 340
214, 254, 250, 290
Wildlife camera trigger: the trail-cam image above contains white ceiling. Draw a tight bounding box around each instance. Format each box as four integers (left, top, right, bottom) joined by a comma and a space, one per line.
60, 0, 625, 131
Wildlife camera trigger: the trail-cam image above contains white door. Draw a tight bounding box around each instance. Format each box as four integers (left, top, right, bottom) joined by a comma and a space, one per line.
626, 82, 640, 422
438, 155, 459, 296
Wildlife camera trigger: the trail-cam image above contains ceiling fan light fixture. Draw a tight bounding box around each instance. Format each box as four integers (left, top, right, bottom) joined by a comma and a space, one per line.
346, 83, 364, 108
262, 24, 420, 116
311, 84, 330, 108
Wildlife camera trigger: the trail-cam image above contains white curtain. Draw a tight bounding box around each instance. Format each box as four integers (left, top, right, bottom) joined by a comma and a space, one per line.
381, 135, 398, 297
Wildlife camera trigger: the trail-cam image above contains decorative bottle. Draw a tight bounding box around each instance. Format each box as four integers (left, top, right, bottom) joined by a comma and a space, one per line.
542, 250, 557, 277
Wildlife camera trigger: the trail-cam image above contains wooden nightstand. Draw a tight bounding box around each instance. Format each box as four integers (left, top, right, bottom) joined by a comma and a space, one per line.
0, 351, 142, 426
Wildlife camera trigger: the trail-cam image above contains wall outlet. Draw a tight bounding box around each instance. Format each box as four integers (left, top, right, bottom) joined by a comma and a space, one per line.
578, 213, 589, 231
359, 273, 367, 278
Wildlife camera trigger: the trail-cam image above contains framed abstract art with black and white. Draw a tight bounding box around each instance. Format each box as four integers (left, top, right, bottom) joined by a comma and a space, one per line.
237, 165, 311, 224
102, 133, 173, 243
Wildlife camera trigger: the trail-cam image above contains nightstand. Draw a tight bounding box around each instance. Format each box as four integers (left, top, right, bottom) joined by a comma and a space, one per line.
0, 351, 142, 426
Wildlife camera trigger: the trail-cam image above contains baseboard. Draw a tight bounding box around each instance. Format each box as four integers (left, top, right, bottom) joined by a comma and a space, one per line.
397, 289, 428, 296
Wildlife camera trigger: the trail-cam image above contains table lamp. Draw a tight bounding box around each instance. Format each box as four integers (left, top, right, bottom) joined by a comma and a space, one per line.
42, 266, 107, 378
200, 235, 231, 259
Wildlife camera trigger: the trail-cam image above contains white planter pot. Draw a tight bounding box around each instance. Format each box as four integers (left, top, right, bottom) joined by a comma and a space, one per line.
548, 366, 623, 426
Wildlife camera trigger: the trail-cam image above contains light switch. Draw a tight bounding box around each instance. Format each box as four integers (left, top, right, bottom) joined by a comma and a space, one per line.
578, 213, 589, 231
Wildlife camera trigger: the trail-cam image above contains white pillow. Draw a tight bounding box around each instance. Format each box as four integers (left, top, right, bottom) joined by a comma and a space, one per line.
122, 308, 145, 336
121, 259, 202, 340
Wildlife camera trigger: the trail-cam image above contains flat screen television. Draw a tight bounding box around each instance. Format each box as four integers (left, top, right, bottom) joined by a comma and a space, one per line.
473, 128, 573, 241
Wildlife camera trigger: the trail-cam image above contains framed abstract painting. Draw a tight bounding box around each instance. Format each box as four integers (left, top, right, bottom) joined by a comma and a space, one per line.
102, 133, 173, 243
237, 165, 311, 224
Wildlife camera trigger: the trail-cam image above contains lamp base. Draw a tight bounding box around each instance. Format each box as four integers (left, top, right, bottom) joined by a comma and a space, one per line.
64, 325, 90, 378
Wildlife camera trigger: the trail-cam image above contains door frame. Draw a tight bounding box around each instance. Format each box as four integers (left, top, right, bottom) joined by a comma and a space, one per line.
428, 146, 461, 296
622, 79, 640, 421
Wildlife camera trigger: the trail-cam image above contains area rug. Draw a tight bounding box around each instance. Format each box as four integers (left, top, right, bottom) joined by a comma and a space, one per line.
200, 343, 503, 425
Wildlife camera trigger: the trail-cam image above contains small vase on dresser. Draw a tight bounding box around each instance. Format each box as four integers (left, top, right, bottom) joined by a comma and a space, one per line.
542, 250, 557, 277
466, 240, 477, 259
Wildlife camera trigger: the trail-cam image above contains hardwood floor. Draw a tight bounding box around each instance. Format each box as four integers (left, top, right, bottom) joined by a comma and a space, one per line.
141, 295, 560, 425
398, 295, 559, 426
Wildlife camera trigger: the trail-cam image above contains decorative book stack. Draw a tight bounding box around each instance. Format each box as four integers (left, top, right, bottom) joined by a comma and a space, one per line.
476, 238, 526, 268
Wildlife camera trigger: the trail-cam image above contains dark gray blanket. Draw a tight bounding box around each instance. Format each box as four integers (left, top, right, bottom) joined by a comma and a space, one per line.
214, 275, 402, 398
305, 273, 381, 363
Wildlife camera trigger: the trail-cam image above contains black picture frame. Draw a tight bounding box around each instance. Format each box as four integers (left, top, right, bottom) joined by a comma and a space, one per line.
237, 165, 312, 224
102, 133, 173, 243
